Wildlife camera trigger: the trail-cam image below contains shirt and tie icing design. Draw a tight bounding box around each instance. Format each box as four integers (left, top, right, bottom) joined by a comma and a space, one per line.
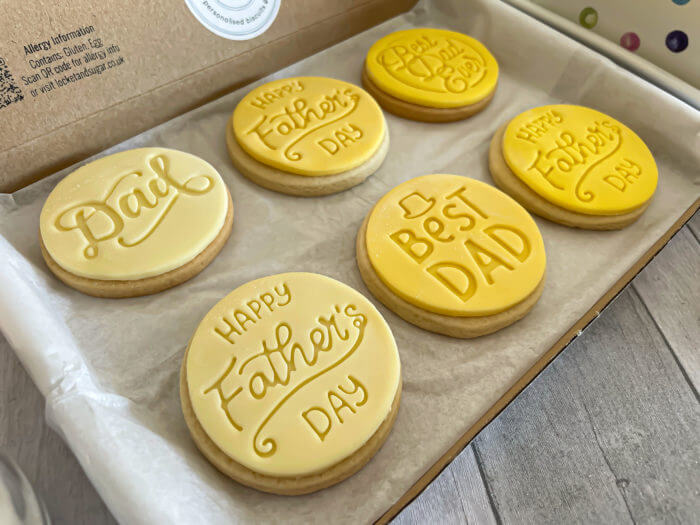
365, 28, 499, 108
366, 175, 546, 317
185, 273, 400, 477
232, 77, 386, 176
40, 148, 229, 280
502, 105, 658, 215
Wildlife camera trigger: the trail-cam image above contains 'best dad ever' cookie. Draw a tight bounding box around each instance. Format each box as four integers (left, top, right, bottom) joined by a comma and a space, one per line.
181, 273, 401, 495
227, 76, 389, 196
357, 175, 546, 338
39, 148, 233, 297
363, 28, 499, 122
489, 105, 658, 230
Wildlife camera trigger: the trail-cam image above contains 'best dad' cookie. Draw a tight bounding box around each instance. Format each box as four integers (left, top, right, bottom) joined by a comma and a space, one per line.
363, 28, 499, 122
357, 175, 546, 338
40, 148, 233, 297
227, 77, 389, 196
181, 272, 401, 495
489, 105, 658, 229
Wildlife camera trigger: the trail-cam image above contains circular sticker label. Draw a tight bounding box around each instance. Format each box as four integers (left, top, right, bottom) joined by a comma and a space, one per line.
184, 0, 281, 41
502, 105, 658, 215
40, 148, 229, 280
186, 273, 400, 477
366, 175, 546, 317
233, 77, 385, 176
365, 28, 499, 108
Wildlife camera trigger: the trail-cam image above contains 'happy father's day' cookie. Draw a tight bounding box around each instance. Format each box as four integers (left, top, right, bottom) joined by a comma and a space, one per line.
363, 28, 499, 122
357, 175, 546, 338
227, 77, 388, 196
181, 273, 401, 494
489, 105, 658, 230
40, 148, 233, 297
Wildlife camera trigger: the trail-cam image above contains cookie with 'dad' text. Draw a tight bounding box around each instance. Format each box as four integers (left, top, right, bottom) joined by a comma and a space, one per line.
363, 28, 499, 122
181, 272, 401, 495
39, 148, 233, 298
357, 174, 546, 338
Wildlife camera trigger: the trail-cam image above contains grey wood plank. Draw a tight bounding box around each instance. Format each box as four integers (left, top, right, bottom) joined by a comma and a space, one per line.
472, 287, 700, 524
447, 446, 499, 525
687, 209, 700, 240
633, 224, 700, 390
395, 445, 498, 525
393, 460, 470, 525
0, 335, 116, 525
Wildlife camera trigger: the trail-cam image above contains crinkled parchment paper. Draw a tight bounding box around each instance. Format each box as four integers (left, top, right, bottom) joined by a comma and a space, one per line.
1, 0, 698, 523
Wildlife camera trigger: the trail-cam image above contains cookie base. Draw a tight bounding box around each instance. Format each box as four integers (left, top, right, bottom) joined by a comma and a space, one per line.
226, 116, 389, 197
180, 347, 401, 495
40, 190, 234, 298
361, 65, 495, 123
356, 213, 545, 338
489, 123, 651, 230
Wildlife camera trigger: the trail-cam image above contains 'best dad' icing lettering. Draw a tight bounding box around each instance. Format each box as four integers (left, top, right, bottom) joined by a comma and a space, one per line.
366, 175, 546, 317
39, 148, 228, 280
232, 77, 385, 176
503, 105, 658, 215
365, 28, 499, 108
185, 273, 400, 477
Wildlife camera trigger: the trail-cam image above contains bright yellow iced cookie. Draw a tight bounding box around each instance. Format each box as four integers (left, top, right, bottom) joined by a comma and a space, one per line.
489, 105, 658, 229
181, 272, 401, 494
40, 148, 233, 297
228, 77, 388, 196
357, 175, 545, 338
363, 28, 499, 122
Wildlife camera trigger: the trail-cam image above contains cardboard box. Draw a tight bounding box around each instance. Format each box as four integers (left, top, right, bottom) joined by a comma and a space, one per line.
0, 0, 417, 192
0, 2, 698, 522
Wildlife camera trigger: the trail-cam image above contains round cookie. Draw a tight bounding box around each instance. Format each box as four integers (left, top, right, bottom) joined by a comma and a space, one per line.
228, 77, 389, 196
357, 174, 546, 338
489, 105, 658, 230
181, 272, 401, 495
40, 148, 233, 298
363, 28, 499, 122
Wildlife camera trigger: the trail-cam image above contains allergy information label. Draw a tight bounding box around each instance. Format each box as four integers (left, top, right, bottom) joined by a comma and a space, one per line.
14, 24, 126, 101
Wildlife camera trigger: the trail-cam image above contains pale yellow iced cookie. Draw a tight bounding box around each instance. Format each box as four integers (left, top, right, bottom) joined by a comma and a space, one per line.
39, 148, 233, 297
181, 272, 401, 494
363, 28, 499, 122
489, 105, 658, 229
357, 174, 546, 338
228, 77, 389, 196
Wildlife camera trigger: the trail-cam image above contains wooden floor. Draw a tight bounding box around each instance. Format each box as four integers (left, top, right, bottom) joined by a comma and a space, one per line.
1, 212, 698, 525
